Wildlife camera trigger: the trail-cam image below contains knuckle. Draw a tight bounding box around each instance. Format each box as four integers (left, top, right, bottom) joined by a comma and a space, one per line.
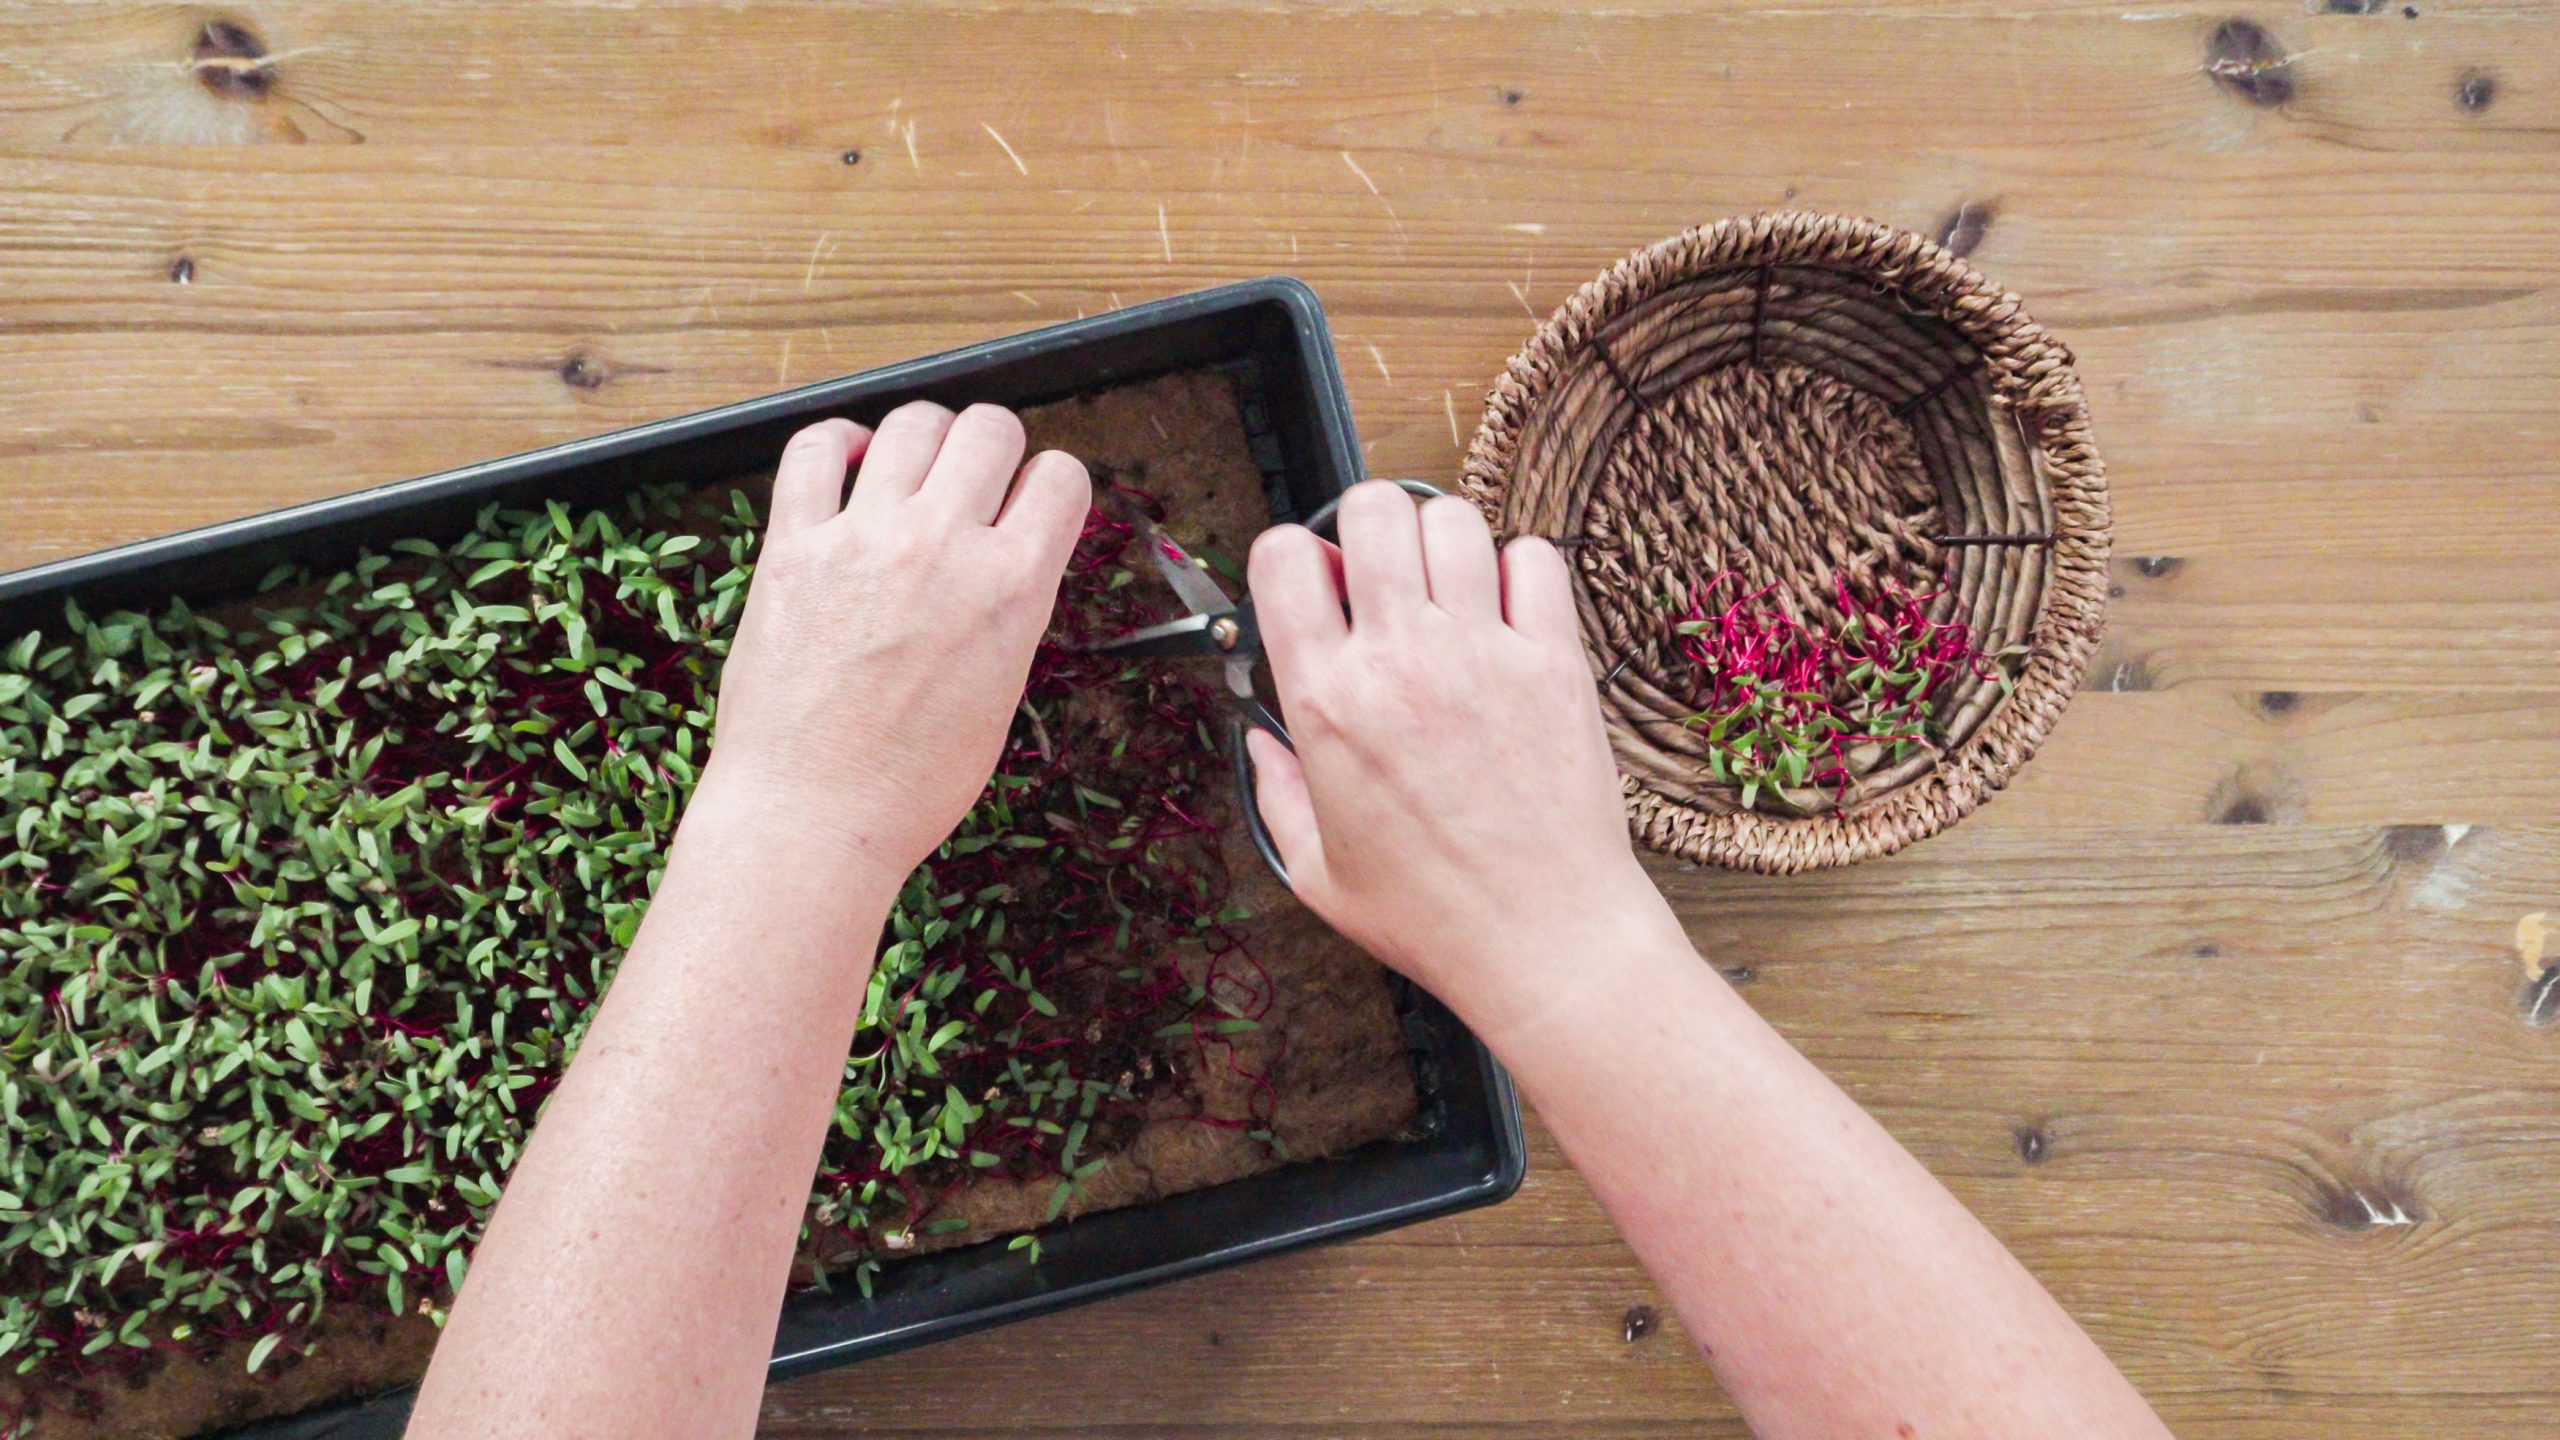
1352, 643, 1416, 697
751, 534, 825, 594
1024, 447, 1089, 491
1342, 478, 1412, 521
1288, 676, 1350, 735
882, 398, 955, 429
1248, 523, 1311, 572
1012, 453, 1091, 523
957, 401, 1024, 439
1503, 534, 1564, 580
1422, 493, 1486, 531
782, 419, 850, 457
882, 519, 945, 564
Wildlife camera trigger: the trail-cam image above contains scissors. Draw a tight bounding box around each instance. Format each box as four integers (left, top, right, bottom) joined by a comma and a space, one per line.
1083, 478, 1445, 890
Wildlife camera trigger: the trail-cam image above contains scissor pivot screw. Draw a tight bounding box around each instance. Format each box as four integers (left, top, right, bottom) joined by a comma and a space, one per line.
1208, 617, 1242, 650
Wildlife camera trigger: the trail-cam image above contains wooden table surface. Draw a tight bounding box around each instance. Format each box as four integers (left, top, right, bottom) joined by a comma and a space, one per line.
5, 2, 2557, 1436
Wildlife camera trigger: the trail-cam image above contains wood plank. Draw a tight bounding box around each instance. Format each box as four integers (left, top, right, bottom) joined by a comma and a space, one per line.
0, 4, 2550, 159
752, 825, 2560, 1436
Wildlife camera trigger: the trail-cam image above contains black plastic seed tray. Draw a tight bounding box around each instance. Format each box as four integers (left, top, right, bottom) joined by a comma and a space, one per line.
0, 278, 1528, 1439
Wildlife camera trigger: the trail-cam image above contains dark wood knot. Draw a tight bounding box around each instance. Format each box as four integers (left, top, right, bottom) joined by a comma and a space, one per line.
1933, 199, 1997, 260
2204, 19, 2295, 108
1621, 1304, 1658, 1342
193, 19, 276, 100
558, 354, 610, 391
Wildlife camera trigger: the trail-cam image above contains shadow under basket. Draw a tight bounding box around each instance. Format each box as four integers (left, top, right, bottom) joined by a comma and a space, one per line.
1461, 212, 2110, 874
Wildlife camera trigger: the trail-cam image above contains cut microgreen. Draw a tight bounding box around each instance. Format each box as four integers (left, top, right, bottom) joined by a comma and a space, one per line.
0, 482, 1277, 1425
1672, 571, 2022, 811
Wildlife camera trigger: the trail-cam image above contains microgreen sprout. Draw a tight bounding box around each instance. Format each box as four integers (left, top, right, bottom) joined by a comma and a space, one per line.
0, 482, 1271, 1428
1673, 571, 2020, 810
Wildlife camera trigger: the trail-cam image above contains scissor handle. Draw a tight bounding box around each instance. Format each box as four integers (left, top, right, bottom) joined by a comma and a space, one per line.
1296, 476, 1447, 541
1233, 477, 1445, 893
1230, 711, 1293, 889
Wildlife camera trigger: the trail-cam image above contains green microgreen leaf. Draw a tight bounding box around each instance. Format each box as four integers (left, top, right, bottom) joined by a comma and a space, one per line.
1, 472, 1287, 1401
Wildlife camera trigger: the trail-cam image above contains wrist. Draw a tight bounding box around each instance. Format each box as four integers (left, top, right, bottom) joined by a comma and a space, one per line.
1437, 864, 1707, 1059
676, 762, 913, 914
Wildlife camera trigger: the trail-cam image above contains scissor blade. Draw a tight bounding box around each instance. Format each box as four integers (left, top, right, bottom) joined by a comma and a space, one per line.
1082, 611, 1232, 661
1130, 513, 1235, 618
1220, 654, 1259, 701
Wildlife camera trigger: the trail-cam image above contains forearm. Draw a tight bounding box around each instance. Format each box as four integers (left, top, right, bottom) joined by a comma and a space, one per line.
409, 776, 900, 1440
1475, 898, 2171, 1440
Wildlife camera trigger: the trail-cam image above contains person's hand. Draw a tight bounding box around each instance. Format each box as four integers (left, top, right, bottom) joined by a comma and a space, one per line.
1244, 481, 1676, 1035
702, 403, 1090, 878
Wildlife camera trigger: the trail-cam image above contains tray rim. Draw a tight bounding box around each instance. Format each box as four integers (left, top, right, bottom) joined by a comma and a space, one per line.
5, 277, 1527, 1439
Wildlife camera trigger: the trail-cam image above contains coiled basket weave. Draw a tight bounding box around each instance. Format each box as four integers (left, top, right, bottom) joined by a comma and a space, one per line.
1460, 213, 2108, 874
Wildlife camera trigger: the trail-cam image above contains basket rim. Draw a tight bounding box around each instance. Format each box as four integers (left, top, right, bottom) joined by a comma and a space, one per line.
1458, 210, 2111, 874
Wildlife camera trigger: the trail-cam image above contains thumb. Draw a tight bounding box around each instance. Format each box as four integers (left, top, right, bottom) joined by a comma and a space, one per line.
1244, 727, 1325, 893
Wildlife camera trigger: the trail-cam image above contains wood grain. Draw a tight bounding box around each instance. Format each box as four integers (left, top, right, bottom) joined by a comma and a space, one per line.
3, 2, 2556, 1437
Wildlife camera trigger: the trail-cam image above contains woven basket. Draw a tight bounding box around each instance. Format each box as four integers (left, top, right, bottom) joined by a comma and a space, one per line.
1460, 212, 2108, 874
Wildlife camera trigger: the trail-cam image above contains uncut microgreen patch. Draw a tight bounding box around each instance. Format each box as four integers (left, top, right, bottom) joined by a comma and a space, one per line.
0, 484, 1267, 1426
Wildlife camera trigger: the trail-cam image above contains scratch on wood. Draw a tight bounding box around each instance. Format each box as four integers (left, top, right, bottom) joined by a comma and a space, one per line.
776, 338, 792, 386
1364, 343, 1391, 384
1506, 280, 1536, 319
2519, 912, 2549, 980
801, 233, 831, 295
1339, 149, 1406, 248
981, 122, 1028, 176
1507, 222, 1548, 234
1156, 202, 1172, 263
900, 119, 921, 171
1010, 290, 1040, 309
1444, 389, 1462, 448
